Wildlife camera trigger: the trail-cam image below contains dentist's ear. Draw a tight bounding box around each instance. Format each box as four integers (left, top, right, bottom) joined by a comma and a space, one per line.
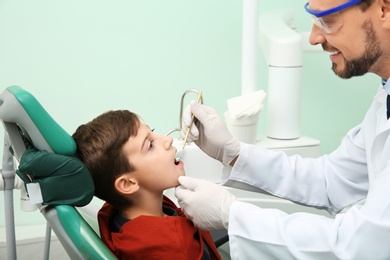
115, 175, 139, 195
380, 0, 390, 24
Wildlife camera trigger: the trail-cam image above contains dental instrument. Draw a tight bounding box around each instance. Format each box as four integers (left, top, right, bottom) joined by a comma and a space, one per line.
175, 91, 202, 162
165, 89, 204, 137
165, 89, 203, 162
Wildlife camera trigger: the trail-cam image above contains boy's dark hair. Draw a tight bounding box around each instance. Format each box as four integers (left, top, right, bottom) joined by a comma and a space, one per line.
72, 110, 140, 210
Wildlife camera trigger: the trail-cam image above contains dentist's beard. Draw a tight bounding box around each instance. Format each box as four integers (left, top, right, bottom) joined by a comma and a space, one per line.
329, 19, 382, 79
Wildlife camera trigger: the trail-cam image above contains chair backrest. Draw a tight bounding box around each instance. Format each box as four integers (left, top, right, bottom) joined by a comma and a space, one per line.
0, 86, 117, 260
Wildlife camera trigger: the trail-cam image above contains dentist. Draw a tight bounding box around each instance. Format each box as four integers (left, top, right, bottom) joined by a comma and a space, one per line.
175, 0, 390, 259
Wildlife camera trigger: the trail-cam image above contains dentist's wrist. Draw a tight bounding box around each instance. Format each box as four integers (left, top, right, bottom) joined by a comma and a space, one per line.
229, 155, 239, 167
222, 138, 241, 166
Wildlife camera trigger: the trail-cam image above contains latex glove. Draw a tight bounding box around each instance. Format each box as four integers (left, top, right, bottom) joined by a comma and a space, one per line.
175, 176, 236, 230
181, 102, 240, 166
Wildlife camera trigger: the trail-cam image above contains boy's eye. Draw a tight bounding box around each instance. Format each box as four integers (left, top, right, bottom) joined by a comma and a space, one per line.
148, 140, 154, 150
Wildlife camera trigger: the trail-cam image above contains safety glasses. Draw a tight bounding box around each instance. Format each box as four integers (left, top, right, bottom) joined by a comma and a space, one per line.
304, 0, 362, 34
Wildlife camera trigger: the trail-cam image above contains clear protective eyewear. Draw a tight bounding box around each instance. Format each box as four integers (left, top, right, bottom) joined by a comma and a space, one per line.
304, 0, 362, 34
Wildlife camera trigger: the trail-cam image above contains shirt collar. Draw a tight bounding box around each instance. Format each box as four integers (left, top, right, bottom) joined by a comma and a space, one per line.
383, 78, 390, 95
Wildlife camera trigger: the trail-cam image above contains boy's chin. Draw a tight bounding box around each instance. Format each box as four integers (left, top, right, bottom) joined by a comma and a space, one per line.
176, 171, 185, 178
170, 172, 185, 187
174, 178, 183, 187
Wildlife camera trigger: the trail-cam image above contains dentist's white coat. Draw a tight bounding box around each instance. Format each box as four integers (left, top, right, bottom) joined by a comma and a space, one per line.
222, 86, 390, 259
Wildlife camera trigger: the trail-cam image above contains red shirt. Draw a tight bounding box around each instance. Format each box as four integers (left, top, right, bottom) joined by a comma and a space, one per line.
98, 196, 222, 260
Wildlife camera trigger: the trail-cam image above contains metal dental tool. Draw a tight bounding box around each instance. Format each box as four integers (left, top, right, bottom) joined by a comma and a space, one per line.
175, 90, 202, 162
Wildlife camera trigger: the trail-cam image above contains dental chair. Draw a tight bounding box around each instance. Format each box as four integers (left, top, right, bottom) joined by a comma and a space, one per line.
0, 86, 228, 260
0, 85, 117, 259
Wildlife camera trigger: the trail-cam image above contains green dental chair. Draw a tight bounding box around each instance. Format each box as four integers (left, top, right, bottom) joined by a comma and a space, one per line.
0, 85, 117, 260
0, 86, 229, 260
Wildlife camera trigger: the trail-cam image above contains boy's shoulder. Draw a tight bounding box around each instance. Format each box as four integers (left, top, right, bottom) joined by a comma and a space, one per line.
97, 196, 221, 260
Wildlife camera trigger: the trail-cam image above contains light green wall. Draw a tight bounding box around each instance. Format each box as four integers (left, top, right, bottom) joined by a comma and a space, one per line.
0, 0, 378, 226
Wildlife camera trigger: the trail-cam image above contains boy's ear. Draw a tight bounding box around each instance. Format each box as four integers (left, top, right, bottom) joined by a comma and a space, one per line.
114, 174, 139, 195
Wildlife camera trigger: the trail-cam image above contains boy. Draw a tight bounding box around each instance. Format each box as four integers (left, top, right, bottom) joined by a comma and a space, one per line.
72, 110, 221, 260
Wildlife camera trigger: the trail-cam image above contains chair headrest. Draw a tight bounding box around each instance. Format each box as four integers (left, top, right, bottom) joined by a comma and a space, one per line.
0, 86, 94, 206
17, 148, 94, 206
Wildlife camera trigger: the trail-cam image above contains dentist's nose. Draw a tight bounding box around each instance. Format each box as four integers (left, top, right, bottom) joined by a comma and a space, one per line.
309, 24, 325, 46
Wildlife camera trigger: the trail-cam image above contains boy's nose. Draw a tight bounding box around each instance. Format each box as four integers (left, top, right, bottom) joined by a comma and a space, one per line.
163, 135, 173, 149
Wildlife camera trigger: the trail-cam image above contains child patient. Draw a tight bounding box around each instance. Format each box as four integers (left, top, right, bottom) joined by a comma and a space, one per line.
72, 110, 221, 260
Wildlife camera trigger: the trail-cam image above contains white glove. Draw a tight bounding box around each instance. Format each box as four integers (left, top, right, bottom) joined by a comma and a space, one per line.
175, 176, 236, 230
181, 102, 240, 166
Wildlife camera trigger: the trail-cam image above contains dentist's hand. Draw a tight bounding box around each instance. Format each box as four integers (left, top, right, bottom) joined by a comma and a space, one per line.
181, 102, 240, 166
175, 176, 236, 230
